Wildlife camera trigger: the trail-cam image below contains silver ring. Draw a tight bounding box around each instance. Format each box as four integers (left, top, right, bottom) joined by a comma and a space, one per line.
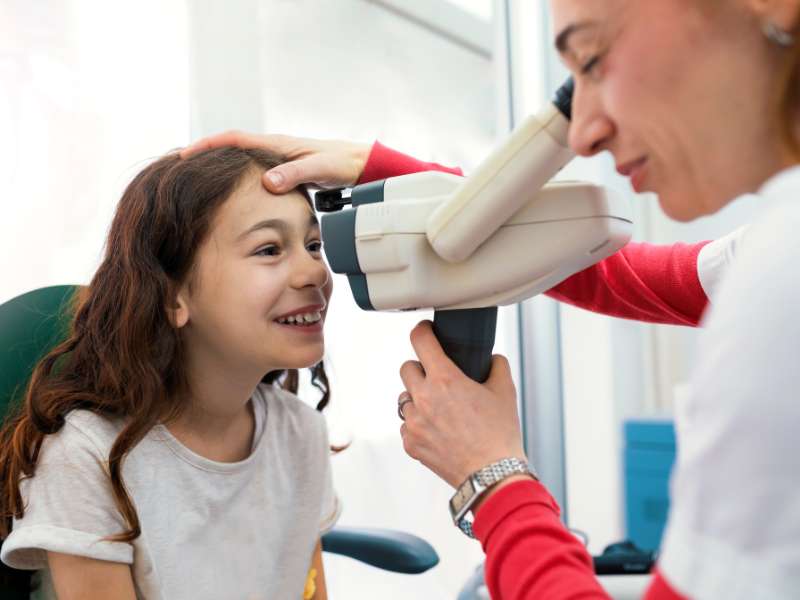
397, 393, 413, 421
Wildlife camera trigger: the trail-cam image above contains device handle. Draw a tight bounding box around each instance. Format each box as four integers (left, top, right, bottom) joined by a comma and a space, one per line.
432, 307, 498, 383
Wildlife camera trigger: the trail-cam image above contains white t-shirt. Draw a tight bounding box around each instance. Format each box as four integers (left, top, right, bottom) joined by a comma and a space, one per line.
660, 166, 800, 599
1, 383, 341, 600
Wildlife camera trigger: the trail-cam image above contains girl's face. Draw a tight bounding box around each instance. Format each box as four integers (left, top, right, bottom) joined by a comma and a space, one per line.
551, 0, 792, 220
177, 171, 332, 375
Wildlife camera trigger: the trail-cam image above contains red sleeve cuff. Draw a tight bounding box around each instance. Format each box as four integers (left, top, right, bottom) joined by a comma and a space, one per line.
357, 141, 463, 184
473, 478, 561, 545
646, 570, 690, 600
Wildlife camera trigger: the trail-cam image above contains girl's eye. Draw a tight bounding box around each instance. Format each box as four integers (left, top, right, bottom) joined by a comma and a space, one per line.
255, 245, 281, 257
307, 240, 323, 254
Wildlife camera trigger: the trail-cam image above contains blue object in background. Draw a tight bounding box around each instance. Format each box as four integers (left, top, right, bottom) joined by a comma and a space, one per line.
623, 419, 676, 552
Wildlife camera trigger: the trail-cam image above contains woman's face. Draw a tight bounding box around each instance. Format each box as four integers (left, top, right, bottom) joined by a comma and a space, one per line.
550, 0, 791, 220
178, 170, 332, 376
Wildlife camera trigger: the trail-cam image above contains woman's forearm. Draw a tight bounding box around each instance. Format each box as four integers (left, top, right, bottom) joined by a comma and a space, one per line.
546, 240, 710, 326
474, 480, 687, 600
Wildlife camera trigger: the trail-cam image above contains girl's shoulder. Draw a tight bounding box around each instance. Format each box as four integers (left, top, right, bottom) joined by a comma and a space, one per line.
29, 410, 124, 476
52, 409, 123, 455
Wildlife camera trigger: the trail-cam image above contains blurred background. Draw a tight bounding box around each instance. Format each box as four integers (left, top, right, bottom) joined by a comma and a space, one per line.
1, 1, 759, 598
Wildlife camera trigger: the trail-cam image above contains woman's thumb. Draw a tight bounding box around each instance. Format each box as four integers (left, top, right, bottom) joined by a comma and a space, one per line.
486, 355, 514, 393
263, 156, 331, 193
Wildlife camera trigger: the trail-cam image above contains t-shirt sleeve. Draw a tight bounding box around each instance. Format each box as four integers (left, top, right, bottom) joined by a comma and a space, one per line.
317, 419, 342, 535
1, 420, 133, 570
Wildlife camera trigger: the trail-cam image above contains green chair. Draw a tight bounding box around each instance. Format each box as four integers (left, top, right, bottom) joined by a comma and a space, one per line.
0, 286, 438, 598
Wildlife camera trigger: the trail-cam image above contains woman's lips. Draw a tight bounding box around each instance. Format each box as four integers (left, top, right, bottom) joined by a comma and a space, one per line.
617, 157, 649, 193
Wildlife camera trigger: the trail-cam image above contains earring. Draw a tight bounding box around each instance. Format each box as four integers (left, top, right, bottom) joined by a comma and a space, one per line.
763, 21, 795, 47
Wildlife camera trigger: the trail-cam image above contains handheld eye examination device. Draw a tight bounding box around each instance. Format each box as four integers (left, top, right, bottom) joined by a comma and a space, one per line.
317, 79, 633, 382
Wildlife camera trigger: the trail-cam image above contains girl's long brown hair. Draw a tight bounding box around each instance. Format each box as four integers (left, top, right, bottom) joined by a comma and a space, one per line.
0, 148, 332, 544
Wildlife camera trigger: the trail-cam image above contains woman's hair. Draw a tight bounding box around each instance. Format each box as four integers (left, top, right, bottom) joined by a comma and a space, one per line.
778, 41, 800, 156
0, 147, 331, 543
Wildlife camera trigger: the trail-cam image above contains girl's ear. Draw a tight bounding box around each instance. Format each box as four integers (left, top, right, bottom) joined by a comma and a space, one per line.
167, 289, 190, 329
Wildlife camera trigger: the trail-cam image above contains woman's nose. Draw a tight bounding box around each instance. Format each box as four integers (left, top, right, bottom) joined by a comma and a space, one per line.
567, 82, 614, 157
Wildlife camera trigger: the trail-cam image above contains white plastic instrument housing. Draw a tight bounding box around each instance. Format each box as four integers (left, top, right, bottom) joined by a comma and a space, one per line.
351, 171, 632, 311
426, 103, 575, 263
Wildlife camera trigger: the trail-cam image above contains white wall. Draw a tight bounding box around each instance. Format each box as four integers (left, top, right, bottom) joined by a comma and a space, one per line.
1, 0, 190, 304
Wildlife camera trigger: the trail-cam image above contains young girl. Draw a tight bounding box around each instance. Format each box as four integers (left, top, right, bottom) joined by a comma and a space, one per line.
0, 147, 339, 599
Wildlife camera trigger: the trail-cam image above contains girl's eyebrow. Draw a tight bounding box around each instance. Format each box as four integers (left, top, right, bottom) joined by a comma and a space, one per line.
237, 215, 319, 242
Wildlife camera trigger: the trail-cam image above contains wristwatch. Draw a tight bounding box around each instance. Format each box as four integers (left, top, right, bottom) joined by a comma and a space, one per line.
449, 457, 536, 538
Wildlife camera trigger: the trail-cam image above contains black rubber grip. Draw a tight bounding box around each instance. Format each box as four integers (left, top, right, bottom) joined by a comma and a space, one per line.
432, 307, 498, 383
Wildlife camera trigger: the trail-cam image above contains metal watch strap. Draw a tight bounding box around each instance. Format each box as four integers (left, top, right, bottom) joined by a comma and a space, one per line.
452, 457, 535, 539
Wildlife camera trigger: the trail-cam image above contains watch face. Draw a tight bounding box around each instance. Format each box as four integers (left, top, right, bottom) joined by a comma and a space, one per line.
449, 478, 477, 517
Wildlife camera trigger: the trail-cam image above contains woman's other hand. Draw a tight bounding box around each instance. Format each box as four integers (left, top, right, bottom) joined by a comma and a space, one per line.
399, 321, 527, 489
180, 131, 371, 194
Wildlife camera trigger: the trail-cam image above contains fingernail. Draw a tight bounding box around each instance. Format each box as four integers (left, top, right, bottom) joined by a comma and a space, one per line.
267, 171, 284, 187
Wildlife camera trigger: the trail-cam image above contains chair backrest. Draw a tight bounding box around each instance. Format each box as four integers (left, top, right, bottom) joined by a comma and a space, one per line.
0, 285, 78, 600
0, 286, 78, 420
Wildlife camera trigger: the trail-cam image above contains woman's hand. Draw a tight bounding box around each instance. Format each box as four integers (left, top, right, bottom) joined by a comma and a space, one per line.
180, 131, 371, 194
399, 321, 527, 489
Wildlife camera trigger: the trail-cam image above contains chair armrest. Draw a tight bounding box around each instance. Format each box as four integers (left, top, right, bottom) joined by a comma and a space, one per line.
321, 526, 439, 574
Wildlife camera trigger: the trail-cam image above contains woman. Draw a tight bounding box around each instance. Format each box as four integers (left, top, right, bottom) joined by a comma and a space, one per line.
181, 2, 800, 597
396, 1, 800, 598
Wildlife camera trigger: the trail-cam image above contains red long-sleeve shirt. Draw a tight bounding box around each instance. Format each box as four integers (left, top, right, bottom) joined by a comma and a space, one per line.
358, 141, 701, 599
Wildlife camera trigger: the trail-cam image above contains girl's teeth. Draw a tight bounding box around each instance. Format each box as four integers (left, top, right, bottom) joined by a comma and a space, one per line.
278, 311, 321, 325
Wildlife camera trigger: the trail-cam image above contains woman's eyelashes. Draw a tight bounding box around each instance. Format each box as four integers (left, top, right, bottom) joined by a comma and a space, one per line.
580, 53, 603, 76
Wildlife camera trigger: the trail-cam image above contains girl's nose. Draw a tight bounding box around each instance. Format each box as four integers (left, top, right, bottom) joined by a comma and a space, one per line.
292, 252, 330, 290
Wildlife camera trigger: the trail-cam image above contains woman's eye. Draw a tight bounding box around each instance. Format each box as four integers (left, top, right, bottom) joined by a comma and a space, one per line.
307, 240, 323, 254
580, 54, 601, 76
255, 245, 281, 257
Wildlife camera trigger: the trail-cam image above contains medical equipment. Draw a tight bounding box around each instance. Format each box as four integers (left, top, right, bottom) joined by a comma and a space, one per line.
316, 79, 632, 381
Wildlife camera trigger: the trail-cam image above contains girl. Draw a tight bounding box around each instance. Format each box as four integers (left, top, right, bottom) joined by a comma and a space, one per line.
0, 147, 339, 599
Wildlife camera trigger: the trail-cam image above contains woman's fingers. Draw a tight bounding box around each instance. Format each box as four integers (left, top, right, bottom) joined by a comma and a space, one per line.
181, 132, 370, 194
397, 321, 527, 487
399, 360, 426, 397
262, 154, 347, 193
408, 321, 458, 378
486, 354, 515, 396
